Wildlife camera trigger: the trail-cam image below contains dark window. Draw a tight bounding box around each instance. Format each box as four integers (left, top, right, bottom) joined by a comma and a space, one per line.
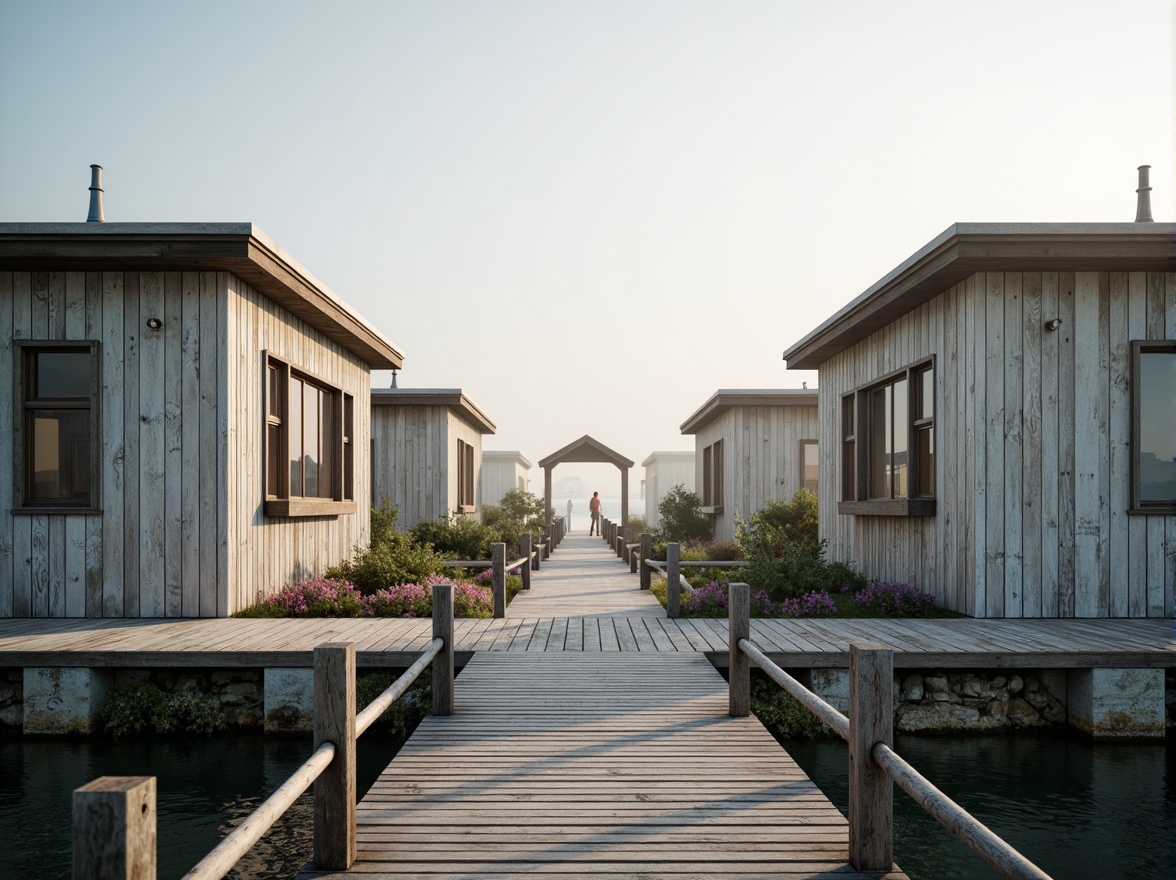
457, 439, 475, 509
18, 342, 99, 509
800, 440, 819, 493
264, 354, 353, 516
840, 360, 934, 515
1131, 341, 1176, 512
702, 439, 724, 508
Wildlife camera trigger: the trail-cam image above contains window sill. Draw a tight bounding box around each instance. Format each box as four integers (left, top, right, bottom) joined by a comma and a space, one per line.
701, 505, 724, 515
838, 499, 936, 517
265, 499, 356, 518
456, 504, 476, 514
1128, 506, 1176, 516
12, 506, 102, 515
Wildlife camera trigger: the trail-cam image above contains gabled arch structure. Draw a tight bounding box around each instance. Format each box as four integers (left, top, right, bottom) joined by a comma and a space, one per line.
538, 435, 635, 527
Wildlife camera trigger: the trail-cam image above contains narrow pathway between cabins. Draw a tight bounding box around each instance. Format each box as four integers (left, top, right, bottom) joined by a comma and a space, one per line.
300, 532, 907, 880
506, 531, 664, 618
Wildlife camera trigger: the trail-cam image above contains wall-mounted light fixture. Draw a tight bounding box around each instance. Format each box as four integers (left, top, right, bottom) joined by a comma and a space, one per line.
145, 318, 163, 330
1044, 318, 1062, 332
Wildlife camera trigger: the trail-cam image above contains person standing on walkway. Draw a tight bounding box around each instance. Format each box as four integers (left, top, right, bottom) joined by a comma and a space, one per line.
589, 491, 602, 535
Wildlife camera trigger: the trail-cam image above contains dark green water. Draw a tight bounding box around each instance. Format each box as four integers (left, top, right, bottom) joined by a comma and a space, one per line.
0, 734, 399, 880
787, 732, 1176, 879
3, 731, 1173, 879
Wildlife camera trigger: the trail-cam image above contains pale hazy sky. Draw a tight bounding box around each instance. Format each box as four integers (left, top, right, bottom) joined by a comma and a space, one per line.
2, 1, 1172, 501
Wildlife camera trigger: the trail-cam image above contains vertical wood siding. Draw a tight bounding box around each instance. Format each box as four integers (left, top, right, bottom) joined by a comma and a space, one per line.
222, 275, 371, 616
2, 270, 372, 618
694, 405, 819, 542
817, 270, 1175, 618
481, 458, 530, 508
370, 405, 449, 530
644, 455, 695, 529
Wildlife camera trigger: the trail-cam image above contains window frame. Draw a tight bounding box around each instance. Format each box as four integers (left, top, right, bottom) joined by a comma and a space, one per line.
838, 358, 936, 517
799, 439, 819, 494
13, 340, 101, 513
456, 438, 475, 512
1130, 340, 1176, 514
701, 438, 724, 513
263, 353, 356, 518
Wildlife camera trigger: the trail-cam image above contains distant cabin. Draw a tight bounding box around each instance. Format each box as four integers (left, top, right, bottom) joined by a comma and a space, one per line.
680, 390, 819, 541
640, 451, 695, 530
482, 451, 533, 507
782, 222, 1176, 619
0, 222, 404, 618
370, 389, 495, 529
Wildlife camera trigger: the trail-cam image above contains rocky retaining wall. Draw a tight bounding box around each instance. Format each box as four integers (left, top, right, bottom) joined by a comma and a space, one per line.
894, 671, 1066, 732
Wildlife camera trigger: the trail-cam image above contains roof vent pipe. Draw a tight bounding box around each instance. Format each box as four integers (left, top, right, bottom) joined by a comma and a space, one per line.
86, 165, 105, 222
1134, 164, 1153, 222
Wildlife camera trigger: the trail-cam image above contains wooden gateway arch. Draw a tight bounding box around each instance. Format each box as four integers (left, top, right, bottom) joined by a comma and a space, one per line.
539, 435, 635, 527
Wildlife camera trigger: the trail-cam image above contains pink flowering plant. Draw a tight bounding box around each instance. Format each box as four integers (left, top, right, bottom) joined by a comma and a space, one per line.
254, 578, 365, 618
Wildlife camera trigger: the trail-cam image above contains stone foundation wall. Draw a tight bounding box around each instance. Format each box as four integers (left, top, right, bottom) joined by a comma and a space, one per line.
111, 668, 265, 729
0, 669, 20, 731
895, 671, 1066, 732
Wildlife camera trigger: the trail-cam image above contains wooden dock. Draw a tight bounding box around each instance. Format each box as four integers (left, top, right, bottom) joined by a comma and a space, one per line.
300, 652, 906, 880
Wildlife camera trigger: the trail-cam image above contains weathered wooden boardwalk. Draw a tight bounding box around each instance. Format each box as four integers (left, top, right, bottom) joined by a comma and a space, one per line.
0, 534, 1170, 669
301, 651, 906, 880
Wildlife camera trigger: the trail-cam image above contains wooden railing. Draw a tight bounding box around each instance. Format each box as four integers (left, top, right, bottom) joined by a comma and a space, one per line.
444, 540, 535, 617
71, 585, 457, 880
725, 582, 1054, 880
630, 537, 750, 619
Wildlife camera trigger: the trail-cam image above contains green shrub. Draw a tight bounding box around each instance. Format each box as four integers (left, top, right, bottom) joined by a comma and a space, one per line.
97, 681, 226, 738
750, 672, 835, 741
496, 489, 548, 535
329, 502, 444, 594
480, 505, 522, 552
737, 490, 820, 556
703, 539, 744, 561
657, 485, 713, 543
410, 514, 497, 560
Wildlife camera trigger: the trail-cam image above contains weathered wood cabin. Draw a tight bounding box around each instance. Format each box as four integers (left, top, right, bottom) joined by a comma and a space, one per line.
679, 389, 820, 541
0, 222, 404, 618
640, 451, 695, 529
782, 222, 1176, 618
369, 389, 495, 529
481, 451, 532, 507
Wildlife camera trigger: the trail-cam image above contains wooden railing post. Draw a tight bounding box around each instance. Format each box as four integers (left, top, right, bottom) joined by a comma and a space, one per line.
491, 542, 506, 618
543, 526, 552, 559
433, 584, 454, 716
728, 582, 750, 717
666, 542, 681, 619
639, 533, 652, 590
629, 535, 638, 573
849, 642, 894, 872
73, 776, 156, 880
520, 533, 532, 590
313, 642, 356, 871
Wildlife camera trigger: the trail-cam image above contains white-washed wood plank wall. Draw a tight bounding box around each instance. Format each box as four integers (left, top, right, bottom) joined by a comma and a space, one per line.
644, 455, 695, 529
816, 270, 1175, 618
481, 458, 530, 509
370, 405, 449, 530
1, 270, 372, 619
694, 404, 819, 542
223, 275, 371, 615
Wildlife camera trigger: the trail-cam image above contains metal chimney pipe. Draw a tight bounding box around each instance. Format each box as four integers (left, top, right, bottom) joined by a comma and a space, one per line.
1134, 165, 1153, 223
86, 165, 105, 222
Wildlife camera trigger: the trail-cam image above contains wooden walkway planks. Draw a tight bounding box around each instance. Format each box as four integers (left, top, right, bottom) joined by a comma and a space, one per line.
299, 652, 906, 880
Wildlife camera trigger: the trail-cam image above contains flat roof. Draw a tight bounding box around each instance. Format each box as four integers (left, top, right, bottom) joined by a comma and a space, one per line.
680, 389, 818, 435
483, 450, 533, 469
781, 222, 1176, 370
0, 222, 405, 369
641, 450, 696, 467
370, 388, 496, 434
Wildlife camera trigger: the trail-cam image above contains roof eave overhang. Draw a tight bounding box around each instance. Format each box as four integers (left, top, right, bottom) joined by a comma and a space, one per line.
0, 223, 405, 370
538, 435, 634, 469
680, 389, 820, 434
781, 223, 1176, 370
370, 388, 496, 434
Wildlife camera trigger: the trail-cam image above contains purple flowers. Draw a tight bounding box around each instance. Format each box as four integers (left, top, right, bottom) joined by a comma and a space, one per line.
681, 580, 730, 616
778, 590, 837, 618
851, 580, 935, 616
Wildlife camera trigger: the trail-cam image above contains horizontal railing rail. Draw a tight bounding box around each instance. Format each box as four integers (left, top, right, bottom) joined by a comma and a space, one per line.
440, 540, 540, 614
73, 585, 457, 879
726, 582, 1053, 880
